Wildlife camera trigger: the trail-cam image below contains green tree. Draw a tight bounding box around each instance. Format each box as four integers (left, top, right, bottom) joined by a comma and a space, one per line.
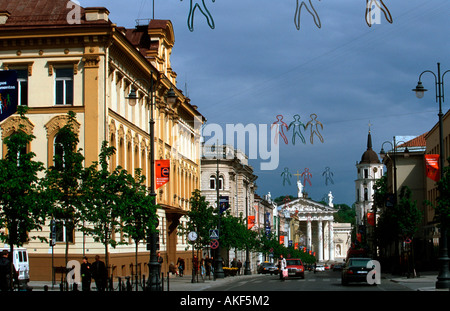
121, 168, 157, 283
80, 141, 130, 272
0, 106, 47, 253
43, 111, 84, 265
182, 189, 215, 250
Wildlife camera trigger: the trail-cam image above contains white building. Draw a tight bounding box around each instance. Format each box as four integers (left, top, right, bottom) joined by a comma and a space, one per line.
355, 130, 384, 227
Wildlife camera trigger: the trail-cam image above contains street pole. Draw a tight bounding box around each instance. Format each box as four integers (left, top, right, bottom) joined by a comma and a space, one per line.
244, 182, 251, 275
215, 143, 225, 279
413, 62, 450, 289
147, 77, 161, 291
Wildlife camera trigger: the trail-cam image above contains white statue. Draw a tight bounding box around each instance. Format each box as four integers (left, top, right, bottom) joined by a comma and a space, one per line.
328, 191, 334, 207
297, 180, 303, 198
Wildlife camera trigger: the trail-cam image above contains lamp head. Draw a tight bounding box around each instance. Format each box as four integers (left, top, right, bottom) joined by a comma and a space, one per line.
167, 87, 177, 105
126, 88, 138, 106
412, 81, 427, 99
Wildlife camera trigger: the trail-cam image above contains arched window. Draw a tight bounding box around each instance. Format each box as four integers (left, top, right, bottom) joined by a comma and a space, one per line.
209, 175, 224, 190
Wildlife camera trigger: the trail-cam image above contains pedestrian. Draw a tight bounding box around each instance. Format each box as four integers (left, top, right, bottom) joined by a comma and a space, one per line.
0, 250, 12, 291
278, 255, 287, 281
91, 255, 107, 291
237, 260, 242, 275
177, 257, 185, 277
205, 256, 211, 278
193, 255, 198, 277
157, 252, 163, 277
80, 256, 92, 291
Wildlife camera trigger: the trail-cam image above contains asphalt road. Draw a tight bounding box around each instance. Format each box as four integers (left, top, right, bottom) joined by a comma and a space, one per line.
203, 270, 412, 291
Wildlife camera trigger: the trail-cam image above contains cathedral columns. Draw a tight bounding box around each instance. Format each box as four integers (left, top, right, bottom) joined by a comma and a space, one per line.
307, 215, 312, 250
329, 221, 335, 261
318, 219, 323, 261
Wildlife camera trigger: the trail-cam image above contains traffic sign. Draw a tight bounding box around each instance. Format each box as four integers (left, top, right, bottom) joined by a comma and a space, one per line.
210, 239, 219, 249
209, 229, 219, 239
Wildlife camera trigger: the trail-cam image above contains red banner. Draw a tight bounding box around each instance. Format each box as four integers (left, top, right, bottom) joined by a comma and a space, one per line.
155, 160, 170, 189
425, 154, 440, 182
247, 216, 255, 229
367, 212, 375, 226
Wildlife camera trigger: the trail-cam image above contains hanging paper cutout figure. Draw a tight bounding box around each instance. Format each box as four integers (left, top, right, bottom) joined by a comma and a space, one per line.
288, 114, 306, 145
300, 168, 312, 187
294, 0, 321, 30
365, 0, 392, 27
305, 113, 324, 144
181, 0, 216, 32
272, 115, 289, 145
322, 166, 334, 186
281, 167, 292, 186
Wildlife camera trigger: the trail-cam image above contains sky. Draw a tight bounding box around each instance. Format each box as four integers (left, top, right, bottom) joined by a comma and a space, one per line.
82, 0, 450, 206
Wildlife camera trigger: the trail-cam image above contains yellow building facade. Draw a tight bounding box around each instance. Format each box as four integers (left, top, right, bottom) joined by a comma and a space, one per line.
0, 1, 203, 281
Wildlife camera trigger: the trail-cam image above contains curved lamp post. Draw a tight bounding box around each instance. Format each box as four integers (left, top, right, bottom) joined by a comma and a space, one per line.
126, 77, 177, 291
412, 62, 450, 289
379, 137, 409, 204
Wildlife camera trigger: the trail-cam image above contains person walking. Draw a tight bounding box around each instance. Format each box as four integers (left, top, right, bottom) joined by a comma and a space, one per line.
91, 255, 107, 291
278, 255, 287, 281
177, 257, 185, 277
80, 256, 92, 291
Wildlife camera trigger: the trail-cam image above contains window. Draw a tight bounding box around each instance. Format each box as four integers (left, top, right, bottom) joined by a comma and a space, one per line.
53, 133, 65, 169
55, 220, 74, 243
16, 70, 28, 106
209, 175, 223, 190
55, 68, 73, 105
364, 188, 368, 201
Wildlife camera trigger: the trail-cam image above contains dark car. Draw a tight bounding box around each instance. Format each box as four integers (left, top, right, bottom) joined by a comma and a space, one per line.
341, 257, 375, 285
257, 262, 278, 275
286, 258, 305, 279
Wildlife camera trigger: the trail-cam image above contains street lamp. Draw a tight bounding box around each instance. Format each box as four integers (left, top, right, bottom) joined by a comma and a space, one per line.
215, 143, 225, 279
413, 62, 450, 289
126, 77, 177, 291
379, 137, 409, 204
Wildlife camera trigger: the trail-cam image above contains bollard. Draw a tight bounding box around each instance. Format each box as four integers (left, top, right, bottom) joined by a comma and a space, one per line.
167, 272, 170, 292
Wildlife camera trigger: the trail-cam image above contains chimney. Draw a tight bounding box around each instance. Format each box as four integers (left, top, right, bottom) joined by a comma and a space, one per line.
0, 11, 11, 25
84, 7, 110, 22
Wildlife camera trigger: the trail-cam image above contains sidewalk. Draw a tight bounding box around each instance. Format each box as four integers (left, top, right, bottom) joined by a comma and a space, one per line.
384, 271, 448, 291
26, 273, 253, 292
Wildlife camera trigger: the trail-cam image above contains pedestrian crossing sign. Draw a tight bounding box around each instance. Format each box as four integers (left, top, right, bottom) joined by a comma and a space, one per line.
209, 229, 219, 239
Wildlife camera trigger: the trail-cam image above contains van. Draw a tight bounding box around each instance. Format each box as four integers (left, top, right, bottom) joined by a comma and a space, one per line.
1, 245, 30, 285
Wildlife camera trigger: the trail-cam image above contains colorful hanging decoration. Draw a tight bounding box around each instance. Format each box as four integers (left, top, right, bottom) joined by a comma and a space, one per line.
181, 0, 216, 32
294, 0, 322, 30
305, 113, 324, 144
281, 167, 292, 186
365, 0, 393, 27
272, 115, 289, 145
288, 114, 306, 145
322, 166, 334, 185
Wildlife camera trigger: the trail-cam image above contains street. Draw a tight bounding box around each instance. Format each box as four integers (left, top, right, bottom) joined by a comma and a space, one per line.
203, 270, 413, 291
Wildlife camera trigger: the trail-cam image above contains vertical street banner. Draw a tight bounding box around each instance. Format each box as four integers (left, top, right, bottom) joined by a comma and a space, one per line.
0, 70, 18, 122
155, 159, 170, 189
247, 216, 255, 230
425, 154, 440, 182
367, 212, 375, 226
219, 196, 229, 214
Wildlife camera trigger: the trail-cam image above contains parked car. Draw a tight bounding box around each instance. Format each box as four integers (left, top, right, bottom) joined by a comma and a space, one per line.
341, 257, 374, 285
314, 264, 325, 272
285, 258, 305, 279
257, 261, 278, 275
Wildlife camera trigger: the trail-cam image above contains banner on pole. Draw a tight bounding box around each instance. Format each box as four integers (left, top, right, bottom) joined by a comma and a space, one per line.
155, 160, 170, 189
425, 154, 440, 182
247, 216, 255, 230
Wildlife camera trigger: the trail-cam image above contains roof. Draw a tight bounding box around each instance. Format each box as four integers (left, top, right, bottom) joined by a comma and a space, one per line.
360, 132, 380, 164
399, 132, 427, 148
